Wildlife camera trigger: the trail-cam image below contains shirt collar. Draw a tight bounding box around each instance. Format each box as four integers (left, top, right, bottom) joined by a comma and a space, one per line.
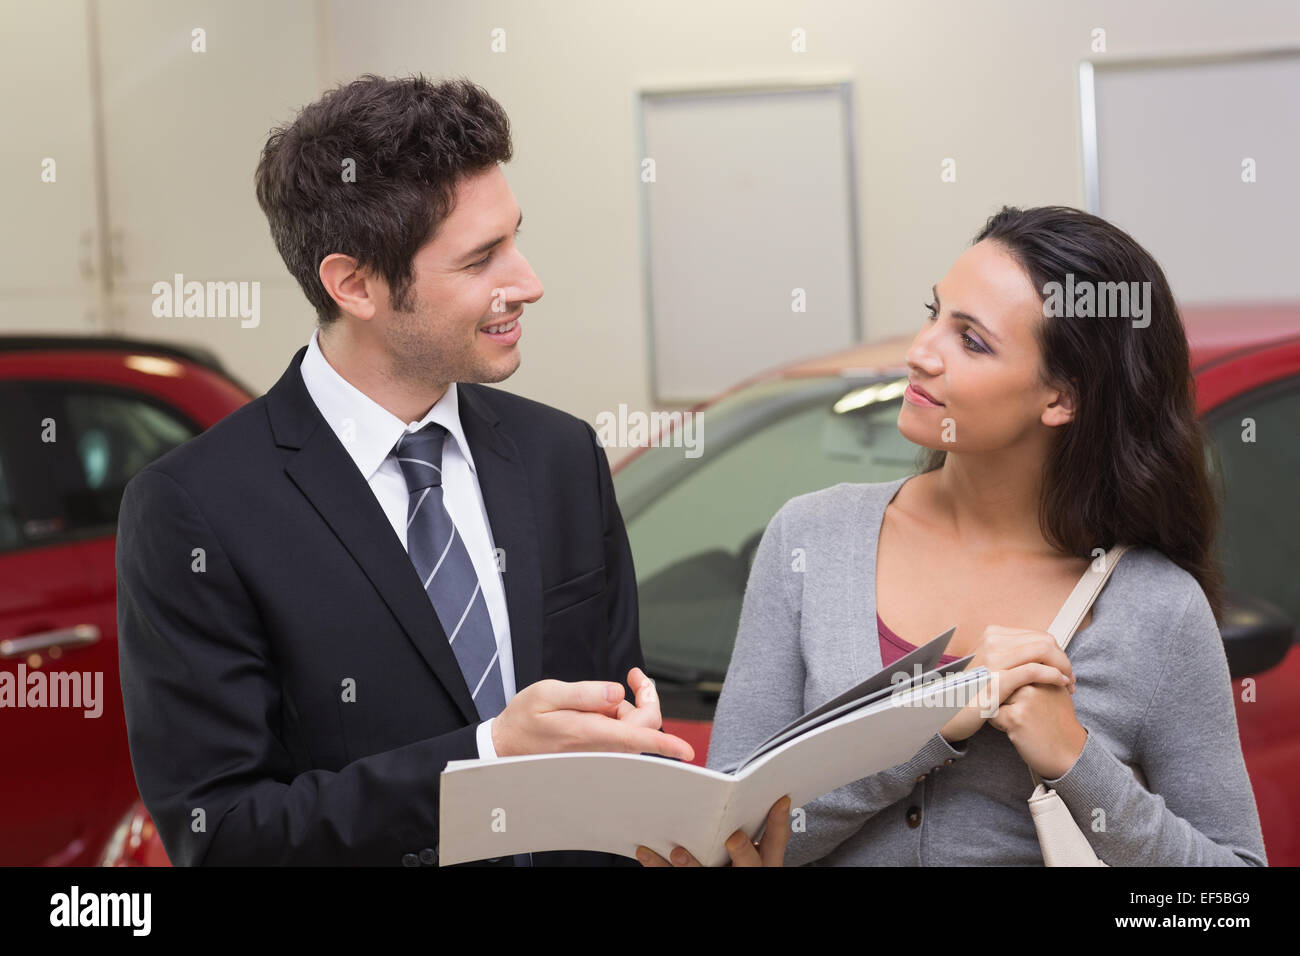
298, 327, 477, 482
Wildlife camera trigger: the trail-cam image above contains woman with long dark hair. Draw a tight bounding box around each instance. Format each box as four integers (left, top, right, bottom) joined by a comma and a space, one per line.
642, 205, 1266, 866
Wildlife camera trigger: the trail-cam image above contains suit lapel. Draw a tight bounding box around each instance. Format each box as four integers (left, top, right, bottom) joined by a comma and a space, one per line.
267, 347, 480, 723
458, 384, 544, 693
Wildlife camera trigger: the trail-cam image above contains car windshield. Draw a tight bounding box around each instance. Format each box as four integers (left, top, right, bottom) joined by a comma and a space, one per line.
614, 373, 922, 682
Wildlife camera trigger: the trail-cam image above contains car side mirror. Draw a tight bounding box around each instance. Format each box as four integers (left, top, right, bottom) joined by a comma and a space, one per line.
1221, 590, 1295, 678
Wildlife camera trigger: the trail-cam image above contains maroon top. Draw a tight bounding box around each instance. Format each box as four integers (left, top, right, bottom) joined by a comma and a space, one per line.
878, 613, 960, 668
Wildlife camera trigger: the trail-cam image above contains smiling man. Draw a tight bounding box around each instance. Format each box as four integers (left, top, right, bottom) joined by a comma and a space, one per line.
114, 74, 693, 867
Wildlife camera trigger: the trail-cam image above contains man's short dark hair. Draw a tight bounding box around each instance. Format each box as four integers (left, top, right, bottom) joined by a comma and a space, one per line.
254, 74, 513, 326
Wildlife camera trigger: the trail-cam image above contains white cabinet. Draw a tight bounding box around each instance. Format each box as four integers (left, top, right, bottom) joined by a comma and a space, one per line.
0, 0, 104, 332
1, 0, 326, 391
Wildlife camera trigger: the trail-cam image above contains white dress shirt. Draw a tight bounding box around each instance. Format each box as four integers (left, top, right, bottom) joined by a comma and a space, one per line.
298, 328, 509, 758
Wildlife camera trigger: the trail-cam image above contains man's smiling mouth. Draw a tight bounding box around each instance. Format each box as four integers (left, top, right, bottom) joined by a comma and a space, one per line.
481, 309, 523, 342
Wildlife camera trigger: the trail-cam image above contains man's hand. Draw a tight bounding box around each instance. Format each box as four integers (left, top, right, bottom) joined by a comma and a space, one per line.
612, 667, 664, 728
491, 667, 694, 761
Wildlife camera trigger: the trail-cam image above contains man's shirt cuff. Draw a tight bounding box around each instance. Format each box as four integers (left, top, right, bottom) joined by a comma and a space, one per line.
476, 718, 498, 759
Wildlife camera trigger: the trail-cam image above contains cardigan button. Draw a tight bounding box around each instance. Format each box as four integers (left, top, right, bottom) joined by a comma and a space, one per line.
401, 852, 420, 867
915, 773, 927, 782
944, 758, 955, 765
905, 805, 922, 828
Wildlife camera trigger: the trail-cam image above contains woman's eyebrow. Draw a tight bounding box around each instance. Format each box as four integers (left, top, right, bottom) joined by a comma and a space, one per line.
933, 285, 1002, 346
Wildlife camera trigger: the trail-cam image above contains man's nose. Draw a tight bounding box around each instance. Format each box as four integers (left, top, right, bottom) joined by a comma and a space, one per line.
511, 251, 544, 304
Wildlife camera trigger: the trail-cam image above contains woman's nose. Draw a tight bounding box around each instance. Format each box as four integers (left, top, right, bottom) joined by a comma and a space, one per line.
906, 328, 942, 376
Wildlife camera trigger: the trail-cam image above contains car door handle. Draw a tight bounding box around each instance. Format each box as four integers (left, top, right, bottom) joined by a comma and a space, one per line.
0, 624, 101, 658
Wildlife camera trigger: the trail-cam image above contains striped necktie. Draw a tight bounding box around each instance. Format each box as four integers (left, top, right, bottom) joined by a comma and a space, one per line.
392, 423, 507, 721
392, 422, 533, 867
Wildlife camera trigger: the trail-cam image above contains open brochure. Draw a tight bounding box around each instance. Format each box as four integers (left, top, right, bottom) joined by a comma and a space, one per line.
438, 627, 988, 866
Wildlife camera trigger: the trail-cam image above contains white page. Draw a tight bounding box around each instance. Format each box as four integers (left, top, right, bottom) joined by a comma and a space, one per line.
438, 751, 733, 864
714, 671, 988, 865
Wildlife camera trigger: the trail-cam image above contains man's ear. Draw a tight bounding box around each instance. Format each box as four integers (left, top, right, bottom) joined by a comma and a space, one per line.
1042, 379, 1077, 427
319, 253, 379, 321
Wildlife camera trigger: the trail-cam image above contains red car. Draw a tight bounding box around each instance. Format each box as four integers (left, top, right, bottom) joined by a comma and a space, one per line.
633, 303, 1300, 864
0, 336, 253, 865
6, 304, 1297, 866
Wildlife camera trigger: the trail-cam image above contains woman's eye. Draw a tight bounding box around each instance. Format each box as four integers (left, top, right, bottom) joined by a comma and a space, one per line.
925, 300, 982, 353
926, 301, 984, 352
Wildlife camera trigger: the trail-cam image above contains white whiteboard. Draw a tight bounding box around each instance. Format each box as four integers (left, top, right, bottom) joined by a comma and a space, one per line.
638, 84, 861, 402
1083, 51, 1300, 304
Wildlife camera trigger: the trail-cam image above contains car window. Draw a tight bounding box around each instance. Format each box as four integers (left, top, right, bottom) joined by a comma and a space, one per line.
0, 443, 18, 552
618, 376, 919, 680
1203, 374, 1300, 629
0, 383, 198, 552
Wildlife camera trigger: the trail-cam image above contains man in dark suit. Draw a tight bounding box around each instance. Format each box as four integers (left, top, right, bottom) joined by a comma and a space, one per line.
115, 74, 692, 867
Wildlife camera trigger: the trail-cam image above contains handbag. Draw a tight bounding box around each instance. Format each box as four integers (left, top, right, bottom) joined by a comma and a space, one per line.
1024, 543, 1147, 866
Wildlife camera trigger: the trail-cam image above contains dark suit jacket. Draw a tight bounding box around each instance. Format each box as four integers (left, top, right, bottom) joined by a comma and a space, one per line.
116, 345, 645, 866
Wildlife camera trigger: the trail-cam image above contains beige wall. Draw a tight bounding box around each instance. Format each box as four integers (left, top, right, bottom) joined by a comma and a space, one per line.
325, 0, 1300, 461
6, 1, 1299, 466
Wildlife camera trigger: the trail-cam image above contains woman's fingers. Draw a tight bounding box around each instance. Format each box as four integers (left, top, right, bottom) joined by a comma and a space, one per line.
973, 628, 1075, 686
997, 662, 1071, 700
638, 794, 792, 867
724, 830, 763, 866
635, 844, 702, 866
726, 795, 793, 866
635, 845, 671, 866
995, 633, 1075, 683
759, 795, 792, 867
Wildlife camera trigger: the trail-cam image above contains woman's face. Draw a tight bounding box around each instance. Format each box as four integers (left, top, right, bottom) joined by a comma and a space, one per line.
898, 239, 1073, 454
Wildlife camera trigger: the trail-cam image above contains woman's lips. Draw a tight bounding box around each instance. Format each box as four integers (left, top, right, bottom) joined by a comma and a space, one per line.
904, 384, 943, 407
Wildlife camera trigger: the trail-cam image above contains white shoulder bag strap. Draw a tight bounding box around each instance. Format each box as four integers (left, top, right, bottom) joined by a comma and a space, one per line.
1025, 543, 1133, 866
1045, 544, 1132, 653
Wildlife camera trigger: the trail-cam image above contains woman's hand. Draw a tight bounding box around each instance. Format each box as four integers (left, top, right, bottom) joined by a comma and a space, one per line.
635, 795, 791, 867
940, 626, 1076, 743
987, 681, 1089, 779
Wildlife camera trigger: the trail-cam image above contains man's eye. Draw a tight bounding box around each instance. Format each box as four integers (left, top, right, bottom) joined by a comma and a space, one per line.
923, 301, 937, 319
468, 228, 521, 271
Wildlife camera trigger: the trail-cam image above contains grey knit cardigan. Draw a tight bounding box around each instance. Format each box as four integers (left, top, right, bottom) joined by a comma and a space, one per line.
705, 477, 1268, 866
